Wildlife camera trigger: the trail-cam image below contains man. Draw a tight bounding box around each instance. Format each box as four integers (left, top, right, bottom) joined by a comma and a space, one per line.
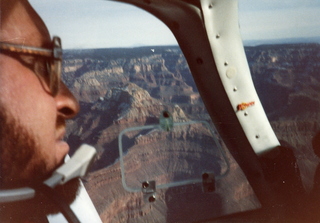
0, 0, 84, 221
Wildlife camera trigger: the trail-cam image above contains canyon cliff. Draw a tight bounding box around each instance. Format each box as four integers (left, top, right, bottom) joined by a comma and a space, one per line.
63, 43, 320, 222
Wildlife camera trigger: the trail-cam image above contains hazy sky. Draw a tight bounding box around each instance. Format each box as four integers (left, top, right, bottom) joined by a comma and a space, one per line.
29, 0, 320, 49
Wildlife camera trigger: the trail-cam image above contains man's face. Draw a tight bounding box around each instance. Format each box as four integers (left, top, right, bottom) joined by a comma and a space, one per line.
0, 1, 79, 188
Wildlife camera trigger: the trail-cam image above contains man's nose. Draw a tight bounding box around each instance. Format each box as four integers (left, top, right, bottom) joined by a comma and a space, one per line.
55, 82, 80, 119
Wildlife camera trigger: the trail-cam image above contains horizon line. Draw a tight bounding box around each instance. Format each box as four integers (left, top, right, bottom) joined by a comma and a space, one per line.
63, 36, 320, 50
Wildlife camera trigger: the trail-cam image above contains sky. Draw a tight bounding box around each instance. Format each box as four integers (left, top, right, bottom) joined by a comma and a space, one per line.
29, 0, 320, 49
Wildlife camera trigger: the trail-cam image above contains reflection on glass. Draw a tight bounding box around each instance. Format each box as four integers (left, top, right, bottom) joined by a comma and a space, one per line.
119, 120, 229, 192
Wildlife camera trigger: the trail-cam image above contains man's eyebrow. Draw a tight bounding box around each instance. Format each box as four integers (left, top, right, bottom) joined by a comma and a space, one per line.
1, 37, 52, 50
1, 37, 26, 45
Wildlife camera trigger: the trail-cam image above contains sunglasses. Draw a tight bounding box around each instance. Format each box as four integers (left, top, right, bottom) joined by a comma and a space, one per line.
0, 36, 62, 96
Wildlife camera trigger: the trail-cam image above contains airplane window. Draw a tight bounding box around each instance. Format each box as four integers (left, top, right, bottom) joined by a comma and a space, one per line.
28, 0, 319, 222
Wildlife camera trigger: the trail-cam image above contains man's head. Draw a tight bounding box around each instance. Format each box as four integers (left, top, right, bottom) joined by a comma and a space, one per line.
0, 0, 80, 220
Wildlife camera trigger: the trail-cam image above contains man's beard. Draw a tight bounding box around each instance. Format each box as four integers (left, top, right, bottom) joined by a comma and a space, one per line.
0, 107, 80, 221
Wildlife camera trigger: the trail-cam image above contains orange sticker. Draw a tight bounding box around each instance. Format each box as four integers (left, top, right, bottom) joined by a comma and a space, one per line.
237, 101, 255, 111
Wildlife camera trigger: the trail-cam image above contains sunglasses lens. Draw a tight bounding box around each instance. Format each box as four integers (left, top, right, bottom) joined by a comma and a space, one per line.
0, 36, 62, 96
51, 36, 62, 96
34, 59, 51, 93
50, 59, 61, 96
34, 58, 60, 96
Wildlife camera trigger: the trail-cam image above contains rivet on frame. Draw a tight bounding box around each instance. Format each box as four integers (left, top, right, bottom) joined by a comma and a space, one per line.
233, 86, 238, 92
196, 57, 203, 65
255, 134, 260, 139
224, 61, 228, 66
244, 111, 248, 116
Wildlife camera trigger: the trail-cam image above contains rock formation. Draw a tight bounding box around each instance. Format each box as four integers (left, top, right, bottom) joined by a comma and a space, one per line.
63, 43, 320, 222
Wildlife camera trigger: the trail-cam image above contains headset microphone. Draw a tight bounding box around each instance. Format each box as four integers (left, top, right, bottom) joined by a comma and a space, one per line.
0, 144, 96, 203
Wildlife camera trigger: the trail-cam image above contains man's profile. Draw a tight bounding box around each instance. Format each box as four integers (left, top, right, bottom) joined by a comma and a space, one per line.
0, 0, 83, 221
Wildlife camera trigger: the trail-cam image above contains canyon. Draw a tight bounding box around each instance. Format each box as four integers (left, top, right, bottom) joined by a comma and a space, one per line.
63, 43, 320, 222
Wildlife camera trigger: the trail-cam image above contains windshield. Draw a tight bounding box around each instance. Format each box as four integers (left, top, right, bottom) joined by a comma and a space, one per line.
30, 0, 320, 222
